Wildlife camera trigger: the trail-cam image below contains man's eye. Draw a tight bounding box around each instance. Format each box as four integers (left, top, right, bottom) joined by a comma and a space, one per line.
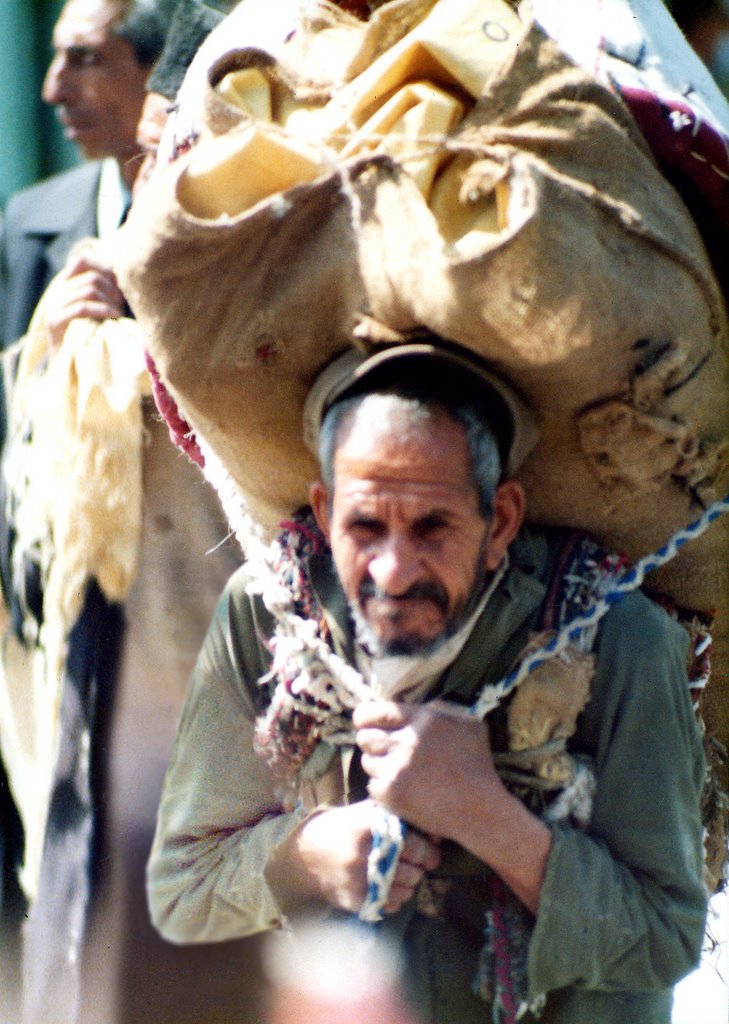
348, 518, 384, 537
413, 516, 448, 538
67, 47, 103, 68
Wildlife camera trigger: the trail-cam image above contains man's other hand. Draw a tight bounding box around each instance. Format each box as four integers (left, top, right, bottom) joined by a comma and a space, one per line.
355, 700, 496, 840
354, 699, 551, 915
274, 798, 441, 915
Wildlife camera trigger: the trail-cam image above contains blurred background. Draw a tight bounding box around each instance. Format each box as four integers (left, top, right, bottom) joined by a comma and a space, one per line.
0, 2, 80, 208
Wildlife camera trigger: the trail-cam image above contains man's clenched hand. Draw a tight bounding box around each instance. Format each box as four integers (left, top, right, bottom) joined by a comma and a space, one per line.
270, 798, 441, 916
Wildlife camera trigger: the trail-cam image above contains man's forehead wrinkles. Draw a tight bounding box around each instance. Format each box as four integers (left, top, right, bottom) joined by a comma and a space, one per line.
337, 478, 476, 502
335, 488, 482, 530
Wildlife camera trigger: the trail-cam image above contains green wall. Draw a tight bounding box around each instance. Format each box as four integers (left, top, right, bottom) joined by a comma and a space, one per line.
0, 1, 79, 210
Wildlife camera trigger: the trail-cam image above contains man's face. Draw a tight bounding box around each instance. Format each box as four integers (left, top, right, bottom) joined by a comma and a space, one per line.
132, 91, 169, 196
42, 0, 150, 169
310, 401, 523, 657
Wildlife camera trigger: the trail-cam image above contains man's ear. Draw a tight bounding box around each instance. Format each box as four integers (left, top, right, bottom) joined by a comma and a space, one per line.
309, 481, 332, 539
483, 479, 525, 571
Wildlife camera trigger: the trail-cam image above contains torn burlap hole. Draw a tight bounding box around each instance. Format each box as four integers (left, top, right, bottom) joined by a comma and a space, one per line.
576, 340, 729, 503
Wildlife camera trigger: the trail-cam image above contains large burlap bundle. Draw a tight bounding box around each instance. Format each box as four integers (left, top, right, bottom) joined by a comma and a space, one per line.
120, 165, 365, 529
116, 0, 729, 875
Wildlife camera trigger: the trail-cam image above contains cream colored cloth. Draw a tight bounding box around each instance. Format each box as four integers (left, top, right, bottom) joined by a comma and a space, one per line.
0, 244, 151, 898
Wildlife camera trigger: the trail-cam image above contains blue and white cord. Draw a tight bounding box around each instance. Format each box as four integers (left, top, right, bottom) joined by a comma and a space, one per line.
472, 493, 729, 718
360, 806, 408, 923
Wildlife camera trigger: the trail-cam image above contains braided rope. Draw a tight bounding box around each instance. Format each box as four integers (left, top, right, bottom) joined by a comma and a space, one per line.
471, 494, 729, 719
359, 492, 729, 924
360, 807, 408, 923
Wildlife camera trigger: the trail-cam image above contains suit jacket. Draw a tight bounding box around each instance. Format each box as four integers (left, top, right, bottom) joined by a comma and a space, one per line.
0, 161, 101, 350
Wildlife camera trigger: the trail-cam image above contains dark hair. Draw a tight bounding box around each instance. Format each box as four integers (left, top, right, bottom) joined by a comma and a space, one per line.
318, 359, 504, 518
146, 0, 225, 99
667, 0, 722, 33
114, 0, 174, 67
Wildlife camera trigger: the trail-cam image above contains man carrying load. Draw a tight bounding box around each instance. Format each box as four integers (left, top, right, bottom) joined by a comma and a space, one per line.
111, 1, 729, 1020
145, 340, 707, 1024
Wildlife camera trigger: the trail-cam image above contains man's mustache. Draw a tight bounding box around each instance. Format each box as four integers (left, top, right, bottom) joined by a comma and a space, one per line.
358, 576, 449, 614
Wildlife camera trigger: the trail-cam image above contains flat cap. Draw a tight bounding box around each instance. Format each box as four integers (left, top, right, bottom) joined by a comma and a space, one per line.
303, 341, 539, 478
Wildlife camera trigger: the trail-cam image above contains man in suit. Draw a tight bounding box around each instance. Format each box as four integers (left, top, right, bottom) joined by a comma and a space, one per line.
0, 2, 168, 1017
0, 0, 169, 352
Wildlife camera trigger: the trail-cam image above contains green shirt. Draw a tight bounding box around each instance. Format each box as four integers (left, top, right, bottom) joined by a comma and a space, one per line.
147, 527, 707, 1023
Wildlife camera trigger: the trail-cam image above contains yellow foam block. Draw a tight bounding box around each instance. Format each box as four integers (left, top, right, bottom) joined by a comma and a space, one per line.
178, 126, 326, 219
430, 153, 510, 253
413, 0, 522, 97
216, 67, 273, 123
322, 0, 521, 138
340, 80, 465, 197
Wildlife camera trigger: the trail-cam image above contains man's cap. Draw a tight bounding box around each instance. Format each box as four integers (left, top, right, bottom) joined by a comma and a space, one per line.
146, 0, 229, 100
303, 341, 539, 477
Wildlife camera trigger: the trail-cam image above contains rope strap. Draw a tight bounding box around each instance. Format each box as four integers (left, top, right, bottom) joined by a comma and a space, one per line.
472, 494, 729, 719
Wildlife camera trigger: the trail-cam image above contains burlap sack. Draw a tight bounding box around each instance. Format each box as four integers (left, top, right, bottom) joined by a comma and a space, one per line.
119, 158, 367, 530
345, 25, 729, 798
352, 26, 729, 584
116, 1, 729, 874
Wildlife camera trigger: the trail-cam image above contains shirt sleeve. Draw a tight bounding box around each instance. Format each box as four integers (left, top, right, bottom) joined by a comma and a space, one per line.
146, 567, 307, 944
527, 592, 708, 1000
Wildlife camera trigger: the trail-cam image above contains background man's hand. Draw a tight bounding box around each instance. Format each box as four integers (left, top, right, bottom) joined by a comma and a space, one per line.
278, 798, 441, 915
46, 249, 126, 349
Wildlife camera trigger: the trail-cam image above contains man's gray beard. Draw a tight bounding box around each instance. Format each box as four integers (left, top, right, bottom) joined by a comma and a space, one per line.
350, 567, 490, 659
350, 604, 453, 658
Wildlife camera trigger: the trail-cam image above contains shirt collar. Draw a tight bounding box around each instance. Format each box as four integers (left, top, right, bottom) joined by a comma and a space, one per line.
96, 157, 131, 242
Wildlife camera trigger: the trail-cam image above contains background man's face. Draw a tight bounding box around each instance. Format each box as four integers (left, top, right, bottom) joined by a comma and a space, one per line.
42, 0, 150, 165
313, 404, 496, 657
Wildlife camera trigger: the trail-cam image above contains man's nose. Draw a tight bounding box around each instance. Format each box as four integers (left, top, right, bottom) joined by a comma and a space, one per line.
42, 55, 71, 105
368, 536, 422, 596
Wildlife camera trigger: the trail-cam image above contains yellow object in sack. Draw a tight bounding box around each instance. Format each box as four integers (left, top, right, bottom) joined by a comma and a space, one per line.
216, 67, 273, 122
178, 125, 327, 219
340, 80, 465, 197
322, 0, 521, 137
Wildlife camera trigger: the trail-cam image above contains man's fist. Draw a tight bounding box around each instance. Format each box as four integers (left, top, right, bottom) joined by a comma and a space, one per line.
281, 798, 441, 915
355, 700, 497, 841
